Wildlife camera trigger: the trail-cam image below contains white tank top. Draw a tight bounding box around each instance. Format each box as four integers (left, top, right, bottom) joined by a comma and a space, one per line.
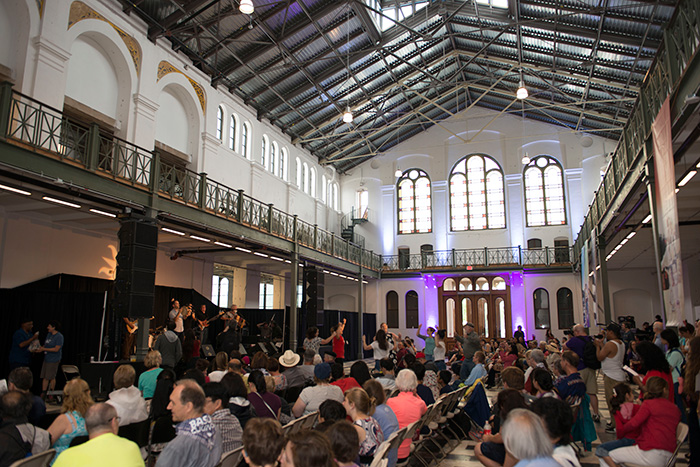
601, 340, 625, 381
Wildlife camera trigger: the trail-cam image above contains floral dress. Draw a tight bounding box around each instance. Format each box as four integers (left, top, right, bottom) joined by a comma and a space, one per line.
355, 417, 384, 466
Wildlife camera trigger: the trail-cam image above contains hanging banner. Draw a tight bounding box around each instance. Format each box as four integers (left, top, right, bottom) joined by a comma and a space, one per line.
589, 229, 601, 325
652, 97, 684, 327
581, 240, 590, 328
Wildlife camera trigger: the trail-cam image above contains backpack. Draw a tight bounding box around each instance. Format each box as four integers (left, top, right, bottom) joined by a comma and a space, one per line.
0, 424, 32, 466
582, 338, 601, 370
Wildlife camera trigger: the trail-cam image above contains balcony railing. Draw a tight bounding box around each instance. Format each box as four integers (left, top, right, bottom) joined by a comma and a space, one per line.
382, 246, 573, 272
0, 86, 382, 272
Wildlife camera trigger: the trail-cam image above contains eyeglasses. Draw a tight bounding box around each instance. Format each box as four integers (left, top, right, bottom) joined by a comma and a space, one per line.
111, 416, 121, 423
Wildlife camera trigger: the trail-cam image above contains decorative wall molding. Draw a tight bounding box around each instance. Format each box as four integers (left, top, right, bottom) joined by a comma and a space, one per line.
68, 1, 142, 76
156, 60, 206, 114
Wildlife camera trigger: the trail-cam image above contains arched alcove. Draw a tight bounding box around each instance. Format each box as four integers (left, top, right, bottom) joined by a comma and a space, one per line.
154, 81, 200, 162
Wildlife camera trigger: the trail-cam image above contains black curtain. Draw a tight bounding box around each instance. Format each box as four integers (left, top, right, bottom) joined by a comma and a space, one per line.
0, 289, 107, 393
298, 309, 377, 361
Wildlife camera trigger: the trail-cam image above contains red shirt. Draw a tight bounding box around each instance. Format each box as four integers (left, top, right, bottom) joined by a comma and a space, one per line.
613, 404, 641, 440
642, 370, 674, 403
331, 377, 361, 393
333, 336, 345, 359
618, 397, 680, 452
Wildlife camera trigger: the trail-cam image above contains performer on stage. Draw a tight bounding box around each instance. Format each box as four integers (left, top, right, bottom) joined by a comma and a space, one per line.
168, 299, 184, 337
9, 318, 39, 370
217, 305, 244, 355
195, 304, 224, 345
122, 317, 137, 360
36, 321, 64, 401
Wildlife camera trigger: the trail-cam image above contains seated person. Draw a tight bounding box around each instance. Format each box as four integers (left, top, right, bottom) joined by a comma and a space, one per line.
53, 403, 143, 467
0, 391, 50, 466
411, 362, 435, 406
292, 363, 344, 418
501, 409, 561, 467
326, 421, 361, 467
601, 377, 680, 467
530, 396, 580, 467
475, 389, 527, 467
242, 418, 286, 467
315, 399, 347, 432
202, 382, 242, 454
554, 351, 586, 406
106, 364, 148, 426
500, 366, 525, 391
594, 383, 641, 462
531, 367, 558, 399
375, 358, 397, 392
438, 370, 454, 396
330, 362, 360, 393
464, 351, 488, 387
7, 367, 45, 425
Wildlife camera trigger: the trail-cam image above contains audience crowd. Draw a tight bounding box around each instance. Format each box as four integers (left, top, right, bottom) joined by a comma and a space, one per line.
2, 316, 700, 467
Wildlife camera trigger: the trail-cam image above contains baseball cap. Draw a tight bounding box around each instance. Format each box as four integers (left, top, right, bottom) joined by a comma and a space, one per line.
314, 362, 332, 380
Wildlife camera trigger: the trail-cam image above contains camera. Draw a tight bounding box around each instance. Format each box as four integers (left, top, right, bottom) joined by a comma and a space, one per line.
563, 330, 574, 336
594, 334, 604, 339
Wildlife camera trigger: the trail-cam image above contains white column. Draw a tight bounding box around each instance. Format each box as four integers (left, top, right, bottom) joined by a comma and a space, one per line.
130, 93, 159, 150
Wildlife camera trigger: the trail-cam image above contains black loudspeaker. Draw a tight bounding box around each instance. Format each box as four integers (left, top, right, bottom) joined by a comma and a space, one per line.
304, 266, 324, 327
201, 344, 216, 358
114, 218, 158, 319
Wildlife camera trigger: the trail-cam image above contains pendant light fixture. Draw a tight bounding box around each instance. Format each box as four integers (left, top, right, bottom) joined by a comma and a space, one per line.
239, 0, 254, 15
343, 106, 353, 123
516, 75, 528, 99
521, 152, 530, 165
341, 6, 353, 124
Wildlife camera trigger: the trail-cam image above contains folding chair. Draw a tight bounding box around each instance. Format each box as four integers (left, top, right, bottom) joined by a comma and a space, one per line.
9, 449, 56, 467
217, 446, 244, 467
118, 418, 151, 447
620, 422, 688, 467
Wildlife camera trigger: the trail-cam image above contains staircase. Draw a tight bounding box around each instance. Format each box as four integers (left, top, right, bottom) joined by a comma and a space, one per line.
341, 207, 369, 247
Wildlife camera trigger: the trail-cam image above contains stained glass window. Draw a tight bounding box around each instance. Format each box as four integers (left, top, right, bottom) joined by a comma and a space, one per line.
449, 154, 505, 231
397, 169, 432, 234
524, 156, 567, 226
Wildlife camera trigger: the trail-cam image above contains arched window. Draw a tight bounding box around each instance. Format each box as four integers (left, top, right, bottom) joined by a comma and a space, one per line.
270, 142, 276, 175
280, 148, 288, 181
449, 154, 505, 231
524, 156, 567, 227
321, 175, 327, 203
309, 168, 316, 197
533, 288, 550, 329
397, 169, 432, 234
332, 183, 339, 210
405, 290, 419, 328
557, 287, 574, 329
241, 122, 250, 159
216, 106, 224, 140
443, 278, 456, 291
228, 115, 236, 151
302, 163, 309, 193
458, 278, 472, 291
386, 291, 399, 328
261, 135, 268, 169
295, 157, 302, 187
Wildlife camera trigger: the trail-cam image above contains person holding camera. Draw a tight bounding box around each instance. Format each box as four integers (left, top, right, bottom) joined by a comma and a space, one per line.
563, 324, 601, 422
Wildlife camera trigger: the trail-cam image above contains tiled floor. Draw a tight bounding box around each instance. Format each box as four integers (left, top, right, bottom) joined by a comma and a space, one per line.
435, 373, 689, 467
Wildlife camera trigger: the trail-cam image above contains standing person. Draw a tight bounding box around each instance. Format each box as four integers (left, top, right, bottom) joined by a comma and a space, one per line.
196, 304, 210, 345
302, 327, 333, 355
9, 319, 39, 370
37, 320, 64, 401
52, 403, 143, 467
455, 322, 481, 381
155, 379, 222, 467
380, 322, 401, 366
362, 329, 393, 371
555, 351, 587, 405
563, 324, 601, 421
153, 321, 183, 369
433, 330, 447, 371
661, 329, 686, 421
332, 319, 347, 364
168, 299, 184, 337
595, 322, 626, 433
416, 323, 436, 362
514, 325, 525, 341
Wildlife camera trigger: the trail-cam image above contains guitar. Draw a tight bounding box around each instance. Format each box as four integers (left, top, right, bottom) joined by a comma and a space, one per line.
123, 317, 137, 335
197, 311, 225, 331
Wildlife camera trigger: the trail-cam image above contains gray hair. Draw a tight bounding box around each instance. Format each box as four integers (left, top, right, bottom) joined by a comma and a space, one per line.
502, 408, 553, 460
395, 369, 418, 392
531, 349, 545, 364
547, 353, 562, 375
85, 403, 117, 434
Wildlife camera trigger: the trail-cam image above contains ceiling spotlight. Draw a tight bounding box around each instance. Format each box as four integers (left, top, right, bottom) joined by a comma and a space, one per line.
342, 106, 353, 124
516, 80, 528, 99
239, 0, 254, 14
521, 153, 530, 165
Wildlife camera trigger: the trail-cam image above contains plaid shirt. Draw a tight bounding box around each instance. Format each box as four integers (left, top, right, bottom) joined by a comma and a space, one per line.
211, 409, 242, 454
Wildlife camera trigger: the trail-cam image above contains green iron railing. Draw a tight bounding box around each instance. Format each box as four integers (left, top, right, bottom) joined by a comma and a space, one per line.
0, 87, 382, 272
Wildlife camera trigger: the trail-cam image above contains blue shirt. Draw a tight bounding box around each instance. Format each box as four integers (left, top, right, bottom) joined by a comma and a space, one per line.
44, 332, 64, 363
9, 328, 32, 366
372, 404, 399, 467
464, 363, 487, 387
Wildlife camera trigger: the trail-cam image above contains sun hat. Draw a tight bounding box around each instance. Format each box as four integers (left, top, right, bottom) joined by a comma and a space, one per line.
279, 349, 301, 368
